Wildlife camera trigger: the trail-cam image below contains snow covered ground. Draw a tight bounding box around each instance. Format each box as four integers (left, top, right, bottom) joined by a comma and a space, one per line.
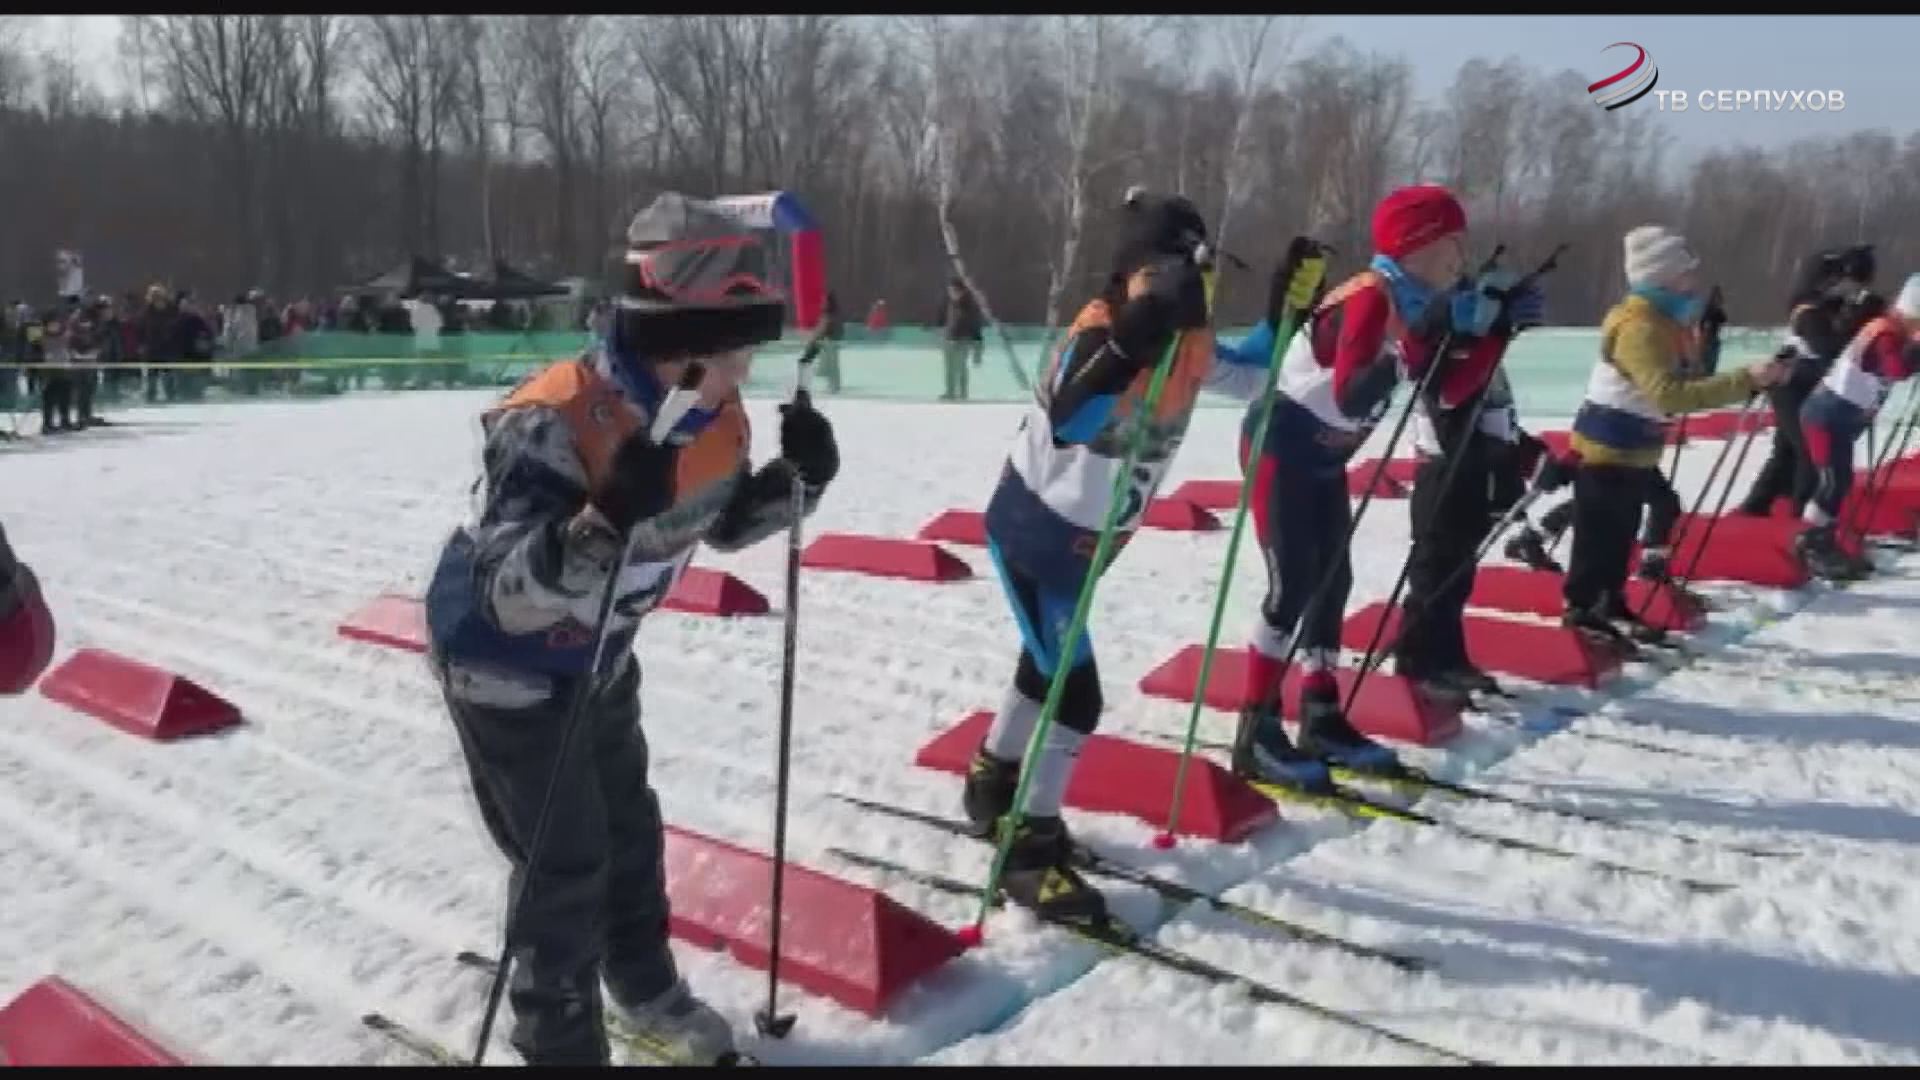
3, 387, 1919, 1066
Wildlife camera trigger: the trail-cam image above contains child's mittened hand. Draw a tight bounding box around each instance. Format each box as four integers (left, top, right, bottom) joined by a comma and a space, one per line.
1505, 283, 1547, 330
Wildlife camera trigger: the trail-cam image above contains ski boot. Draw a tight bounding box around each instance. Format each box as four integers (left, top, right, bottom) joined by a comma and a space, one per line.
1230, 705, 1334, 795
998, 815, 1109, 926
1563, 604, 1640, 659
1406, 672, 1471, 709
505, 958, 612, 1066
1435, 664, 1505, 701
1504, 526, 1564, 574
1295, 683, 1404, 778
1636, 551, 1712, 611
1601, 593, 1670, 647
961, 747, 1019, 839
605, 979, 741, 1066
1793, 525, 1868, 582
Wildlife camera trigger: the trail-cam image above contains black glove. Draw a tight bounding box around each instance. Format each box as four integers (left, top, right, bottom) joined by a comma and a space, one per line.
780, 397, 839, 488
592, 432, 679, 533
1111, 257, 1207, 367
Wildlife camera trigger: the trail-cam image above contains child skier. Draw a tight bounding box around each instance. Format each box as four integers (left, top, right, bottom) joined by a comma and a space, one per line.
1222, 185, 1539, 790
1739, 245, 1879, 519
1562, 226, 1786, 644
960, 190, 1318, 922
1377, 197, 1546, 706
1506, 288, 1728, 588
423, 192, 840, 1066
1794, 273, 1920, 581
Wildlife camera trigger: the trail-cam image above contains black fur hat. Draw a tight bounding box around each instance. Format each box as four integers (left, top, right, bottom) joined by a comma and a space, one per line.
1110, 186, 1208, 281
611, 192, 788, 359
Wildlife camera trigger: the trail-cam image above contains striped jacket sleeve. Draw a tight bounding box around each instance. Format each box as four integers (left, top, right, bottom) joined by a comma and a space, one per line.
465, 405, 631, 635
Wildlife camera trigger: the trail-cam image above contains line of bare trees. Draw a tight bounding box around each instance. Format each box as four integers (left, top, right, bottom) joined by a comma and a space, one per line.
2, 15, 1917, 329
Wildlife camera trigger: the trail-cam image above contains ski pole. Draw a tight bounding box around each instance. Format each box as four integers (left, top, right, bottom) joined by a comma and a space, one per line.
470, 360, 707, 1065
1345, 477, 1556, 691
1158, 238, 1329, 847
968, 251, 1210, 941
1674, 391, 1769, 587
1343, 244, 1569, 715
1231, 243, 1517, 735
755, 329, 829, 1040
1653, 392, 1754, 585
1839, 380, 1920, 547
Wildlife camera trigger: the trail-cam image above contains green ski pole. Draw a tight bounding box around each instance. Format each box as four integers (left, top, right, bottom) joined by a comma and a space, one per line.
1155, 242, 1327, 848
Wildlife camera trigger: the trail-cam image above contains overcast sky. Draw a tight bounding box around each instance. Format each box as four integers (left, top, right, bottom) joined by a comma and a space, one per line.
25, 14, 1914, 164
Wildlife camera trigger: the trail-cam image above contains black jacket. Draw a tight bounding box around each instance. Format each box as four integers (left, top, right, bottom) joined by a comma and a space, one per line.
941, 292, 984, 342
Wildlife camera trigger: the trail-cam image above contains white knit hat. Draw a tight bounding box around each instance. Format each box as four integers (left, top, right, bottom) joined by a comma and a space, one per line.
1896, 273, 1920, 321
1623, 225, 1700, 290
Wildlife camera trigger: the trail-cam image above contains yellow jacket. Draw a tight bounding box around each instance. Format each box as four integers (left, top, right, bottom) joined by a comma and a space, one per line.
1570, 294, 1756, 469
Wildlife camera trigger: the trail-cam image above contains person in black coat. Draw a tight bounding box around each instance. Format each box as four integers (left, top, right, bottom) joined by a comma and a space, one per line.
938, 277, 984, 401
817, 291, 844, 393
1738, 245, 1879, 517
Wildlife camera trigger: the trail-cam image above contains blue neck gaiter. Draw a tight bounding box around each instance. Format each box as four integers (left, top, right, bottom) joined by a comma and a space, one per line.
1370, 253, 1438, 327
596, 345, 717, 443
1632, 284, 1704, 325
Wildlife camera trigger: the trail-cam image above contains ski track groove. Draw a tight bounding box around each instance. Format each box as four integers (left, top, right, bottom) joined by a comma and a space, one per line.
0, 776, 474, 1067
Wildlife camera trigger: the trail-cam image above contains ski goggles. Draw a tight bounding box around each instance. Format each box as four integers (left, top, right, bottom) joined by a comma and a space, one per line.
620, 233, 784, 311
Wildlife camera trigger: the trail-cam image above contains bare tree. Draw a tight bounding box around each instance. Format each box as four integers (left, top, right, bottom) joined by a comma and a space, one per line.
146, 15, 280, 283
359, 16, 463, 258
912, 15, 1031, 391
1210, 16, 1303, 251
572, 16, 628, 259
0, 17, 26, 112
518, 15, 587, 268
8, 14, 1920, 332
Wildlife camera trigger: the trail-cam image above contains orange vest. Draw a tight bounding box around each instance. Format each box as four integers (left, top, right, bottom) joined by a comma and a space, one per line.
1316, 270, 1407, 340
1049, 267, 1217, 427
492, 358, 749, 509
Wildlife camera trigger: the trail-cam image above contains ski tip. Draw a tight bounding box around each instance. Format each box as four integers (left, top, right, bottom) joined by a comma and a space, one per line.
1151, 832, 1177, 850
955, 923, 985, 949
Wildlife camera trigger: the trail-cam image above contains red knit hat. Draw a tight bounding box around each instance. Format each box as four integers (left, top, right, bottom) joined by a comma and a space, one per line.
1371, 185, 1467, 261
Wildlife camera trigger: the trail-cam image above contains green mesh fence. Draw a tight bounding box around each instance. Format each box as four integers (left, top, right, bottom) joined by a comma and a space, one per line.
3, 324, 1788, 419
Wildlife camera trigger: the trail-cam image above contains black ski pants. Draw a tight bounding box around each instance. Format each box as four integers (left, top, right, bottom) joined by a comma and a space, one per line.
1395, 432, 1495, 680
437, 655, 676, 1065
1740, 382, 1818, 516
1564, 464, 1659, 614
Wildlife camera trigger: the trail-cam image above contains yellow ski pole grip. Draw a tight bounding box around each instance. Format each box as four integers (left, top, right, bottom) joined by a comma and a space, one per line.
1287, 255, 1327, 311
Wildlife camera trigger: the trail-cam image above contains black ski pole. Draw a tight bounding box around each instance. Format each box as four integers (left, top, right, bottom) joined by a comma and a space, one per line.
1345, 477, 1558, 692
1344, 244, 1569, 714
1652, 392, 1754, 580
471, 360, 709, 1065
1839, 381, 1920, 547
755, 329, 828, 1041
1674, 391, 1770, 588
1240, 244, 1512, 724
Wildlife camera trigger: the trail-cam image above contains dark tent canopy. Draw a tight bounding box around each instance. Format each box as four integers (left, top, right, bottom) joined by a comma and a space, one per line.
348, 255, 480, 299
483, 259, 569, 300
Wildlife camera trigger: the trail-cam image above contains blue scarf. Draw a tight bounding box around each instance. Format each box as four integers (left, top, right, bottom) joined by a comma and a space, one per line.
594, 344, 718, 443
1632, 284, 1704, 325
